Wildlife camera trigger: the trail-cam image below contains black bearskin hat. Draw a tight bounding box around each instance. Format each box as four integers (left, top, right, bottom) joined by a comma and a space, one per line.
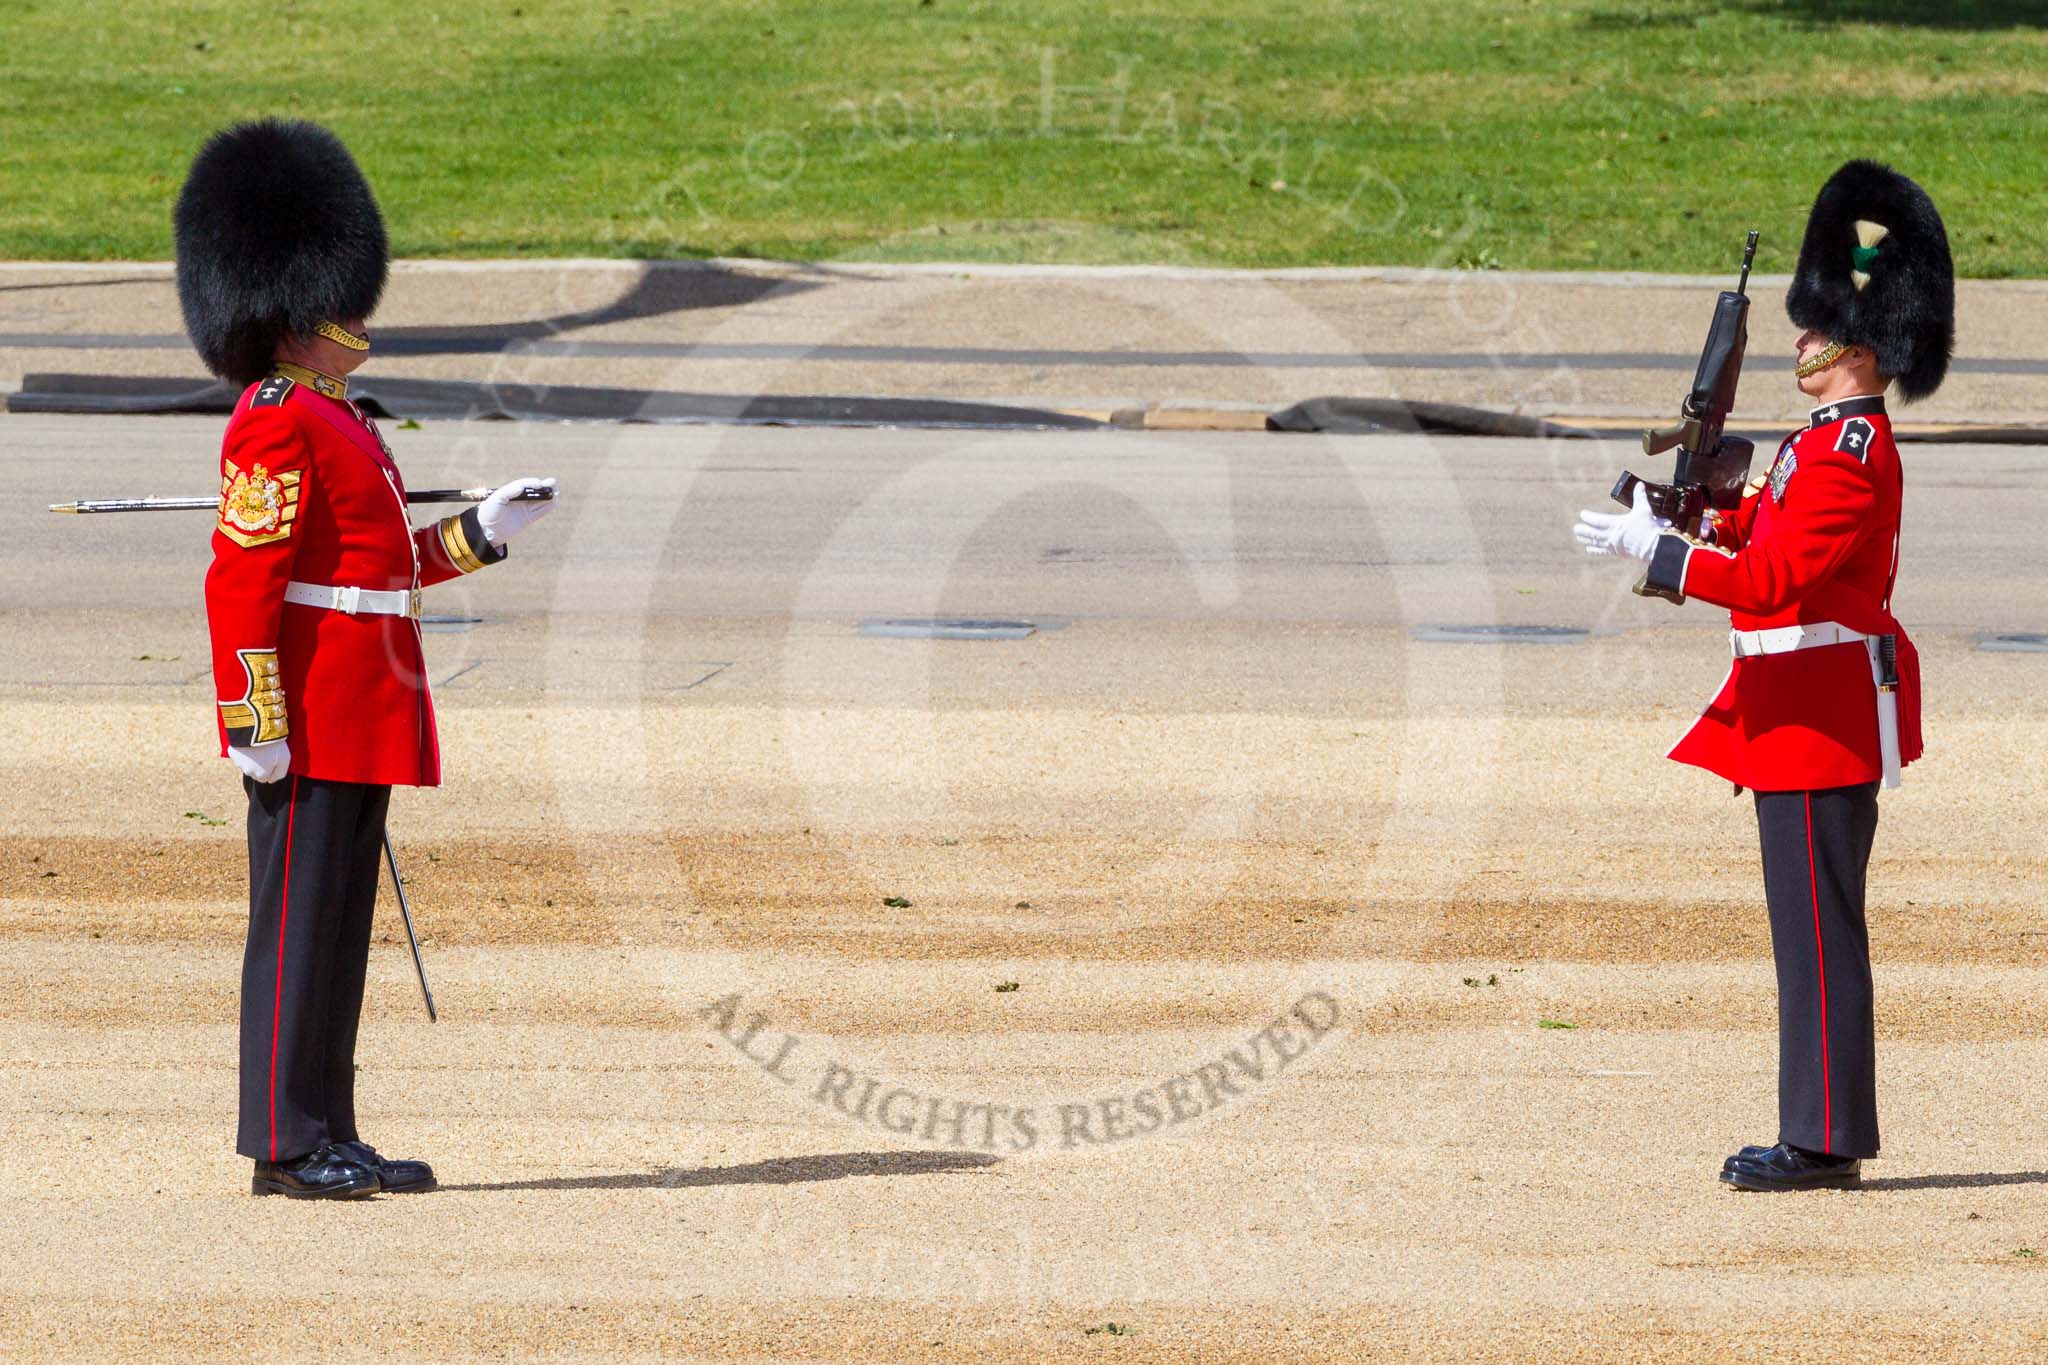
173, 120, 388, 387
1785, 159, 1954, 402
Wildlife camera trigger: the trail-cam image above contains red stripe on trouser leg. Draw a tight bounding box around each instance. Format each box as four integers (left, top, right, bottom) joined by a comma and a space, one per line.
269, 776, 298, 1162
1804, 791, 1832, 1150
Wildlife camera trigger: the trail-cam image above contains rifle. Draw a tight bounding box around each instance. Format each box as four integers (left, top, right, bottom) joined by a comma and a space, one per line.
1611, 230, 1760, 605
49, 485, 555, 515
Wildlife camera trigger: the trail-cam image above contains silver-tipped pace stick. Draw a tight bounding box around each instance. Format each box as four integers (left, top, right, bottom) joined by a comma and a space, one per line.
49, 485, 556, 514
382, 833, 438, 1023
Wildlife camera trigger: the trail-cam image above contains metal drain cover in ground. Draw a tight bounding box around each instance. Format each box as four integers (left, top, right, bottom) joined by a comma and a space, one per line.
860, 618, 1037, 641
420, 614, 485, 634
1979, 632, 2048, 653
1413, 624, 1588, 644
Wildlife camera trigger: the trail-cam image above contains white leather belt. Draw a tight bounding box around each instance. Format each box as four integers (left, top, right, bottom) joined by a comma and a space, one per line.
1729, 621, 1867, 658
283, 580, 422, 619
1730, 619, 1903, 789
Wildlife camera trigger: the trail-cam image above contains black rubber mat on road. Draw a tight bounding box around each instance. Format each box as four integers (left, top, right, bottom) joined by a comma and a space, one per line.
19, 374, 2045, 443
1267, 397, 1598, 439
6, 373, 1103, 430
1267, 395, 2048, 445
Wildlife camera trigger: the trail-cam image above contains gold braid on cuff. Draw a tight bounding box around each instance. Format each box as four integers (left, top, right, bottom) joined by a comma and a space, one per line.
439, 514, 490, 574
1794, 340, 1848, 380
219, 648, 288, 743
314, 320, 371, 351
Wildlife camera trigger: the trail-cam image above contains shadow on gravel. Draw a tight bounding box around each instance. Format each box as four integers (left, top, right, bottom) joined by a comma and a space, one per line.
443, 1149, 1001, 1193
1859, 1170, 2048, 1192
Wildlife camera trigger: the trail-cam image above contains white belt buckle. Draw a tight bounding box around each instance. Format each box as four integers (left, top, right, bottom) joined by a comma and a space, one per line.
336, 585, 363, 615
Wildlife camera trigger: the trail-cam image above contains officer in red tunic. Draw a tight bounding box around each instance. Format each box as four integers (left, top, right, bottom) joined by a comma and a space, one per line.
1575, 160, 1954, 1191
175, 120, 558, 1197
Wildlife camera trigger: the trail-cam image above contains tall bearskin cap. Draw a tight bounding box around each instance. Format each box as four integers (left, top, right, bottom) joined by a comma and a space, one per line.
1785, 159, 1954, 402
173, 120, 388, 387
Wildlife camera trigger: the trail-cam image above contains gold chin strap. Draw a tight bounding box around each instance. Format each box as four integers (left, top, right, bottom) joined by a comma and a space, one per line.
271, 360, 347, 400
1795, 340, 1848, 380
314, 319, 371, 351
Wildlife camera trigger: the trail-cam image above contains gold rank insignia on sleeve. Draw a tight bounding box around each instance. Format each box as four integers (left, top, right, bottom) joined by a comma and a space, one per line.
219, 648, 288, 744
218, 462, 303, 548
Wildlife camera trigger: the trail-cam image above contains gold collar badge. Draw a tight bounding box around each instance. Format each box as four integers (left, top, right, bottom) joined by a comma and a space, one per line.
271, 361, 347, 400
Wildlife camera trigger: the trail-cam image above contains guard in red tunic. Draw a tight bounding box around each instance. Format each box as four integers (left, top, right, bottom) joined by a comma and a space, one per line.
175, 120, 558, 1198
1575, 160, 1954, 1191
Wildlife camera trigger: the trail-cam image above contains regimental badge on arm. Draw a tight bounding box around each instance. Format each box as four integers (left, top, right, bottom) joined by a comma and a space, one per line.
217, 462, 303, 547
1834, 417, 1875, 462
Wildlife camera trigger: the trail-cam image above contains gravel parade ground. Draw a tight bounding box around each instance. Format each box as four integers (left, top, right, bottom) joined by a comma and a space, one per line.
10, 3, 2046, 1356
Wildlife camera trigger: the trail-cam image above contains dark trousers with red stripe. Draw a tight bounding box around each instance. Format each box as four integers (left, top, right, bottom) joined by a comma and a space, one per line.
237, 775, 391, 1162
1755, 782, 1882, 1159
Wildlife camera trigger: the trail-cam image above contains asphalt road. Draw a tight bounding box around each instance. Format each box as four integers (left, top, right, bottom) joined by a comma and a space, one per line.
13, 413, 2047, 634
7, 261, 2047, 425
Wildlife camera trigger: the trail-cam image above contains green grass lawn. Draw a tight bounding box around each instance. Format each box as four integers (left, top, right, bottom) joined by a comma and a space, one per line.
2, 0, 2043, 272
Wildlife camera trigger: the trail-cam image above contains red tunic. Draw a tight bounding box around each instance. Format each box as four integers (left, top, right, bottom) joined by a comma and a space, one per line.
1643, 394, 1922, 791
204, 372, 504, 787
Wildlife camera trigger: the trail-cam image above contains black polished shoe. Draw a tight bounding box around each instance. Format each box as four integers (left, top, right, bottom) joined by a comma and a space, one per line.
1719, 1143, 1861, 1191
338, 1140, 437, 1194
252, 1144, 381, 1199
1722, 1142, 1774, 1172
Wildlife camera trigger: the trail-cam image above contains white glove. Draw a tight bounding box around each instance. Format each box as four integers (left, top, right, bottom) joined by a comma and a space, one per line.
229, 739, 292, 784
1573, 483, 1671, 562
476, 476, 559, 548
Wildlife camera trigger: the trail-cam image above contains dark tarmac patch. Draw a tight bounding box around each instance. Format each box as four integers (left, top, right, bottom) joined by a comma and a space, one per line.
1979, 633, 2048, 653
859, 618, 1038, 641
1413, 624, 1588, 644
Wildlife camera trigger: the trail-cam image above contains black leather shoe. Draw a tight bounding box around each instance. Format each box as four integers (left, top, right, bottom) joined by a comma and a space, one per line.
338, 1140, 437, 1194
252, 1144, 381, 1199
1722, 1142, 1774, 1172
1720, 1143, 1861, 1191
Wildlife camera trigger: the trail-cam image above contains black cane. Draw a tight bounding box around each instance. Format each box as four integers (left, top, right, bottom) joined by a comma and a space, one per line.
382, 832, 438, 1022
